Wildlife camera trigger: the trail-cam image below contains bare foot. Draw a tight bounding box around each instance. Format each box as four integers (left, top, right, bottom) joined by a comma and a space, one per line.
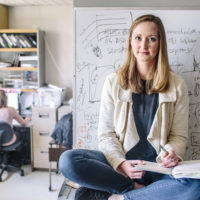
135, 182, 145, 189
108, 194, 123, 200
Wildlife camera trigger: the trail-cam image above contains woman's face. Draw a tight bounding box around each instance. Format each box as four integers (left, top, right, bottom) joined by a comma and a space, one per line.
130, 21, 159, 64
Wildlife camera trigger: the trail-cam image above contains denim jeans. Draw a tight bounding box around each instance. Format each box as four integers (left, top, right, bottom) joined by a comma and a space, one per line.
59, 149, 200, 200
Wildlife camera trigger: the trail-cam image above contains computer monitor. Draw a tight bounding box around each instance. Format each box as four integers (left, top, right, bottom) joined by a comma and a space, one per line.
6, 92, 19, 111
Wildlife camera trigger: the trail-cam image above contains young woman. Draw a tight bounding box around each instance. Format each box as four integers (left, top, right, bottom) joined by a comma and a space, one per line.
0, 90, 31, 146
59, 14, 200, 200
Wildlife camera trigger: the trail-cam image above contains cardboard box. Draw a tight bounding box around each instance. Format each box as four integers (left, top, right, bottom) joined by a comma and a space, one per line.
0, 5, 8, 29
37, 87, 64, 108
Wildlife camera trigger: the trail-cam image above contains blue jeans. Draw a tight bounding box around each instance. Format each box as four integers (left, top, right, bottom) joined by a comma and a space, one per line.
59, 149, 200, 200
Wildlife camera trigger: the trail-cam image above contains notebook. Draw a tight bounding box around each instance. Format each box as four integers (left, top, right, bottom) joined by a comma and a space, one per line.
134, 160, 200, 179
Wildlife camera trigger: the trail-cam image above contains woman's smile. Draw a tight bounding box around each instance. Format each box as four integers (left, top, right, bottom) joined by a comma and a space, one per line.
140, 51, 150, 55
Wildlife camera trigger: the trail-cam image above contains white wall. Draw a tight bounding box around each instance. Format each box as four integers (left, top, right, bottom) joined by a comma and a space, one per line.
8, 5, 73, 99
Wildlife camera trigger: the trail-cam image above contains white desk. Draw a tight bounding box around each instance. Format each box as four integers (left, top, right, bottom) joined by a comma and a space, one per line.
13, 119, 32, 127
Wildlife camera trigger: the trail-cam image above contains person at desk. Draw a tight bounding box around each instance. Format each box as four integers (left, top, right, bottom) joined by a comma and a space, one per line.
0, 90, 31, 146
59, 14, 200, 200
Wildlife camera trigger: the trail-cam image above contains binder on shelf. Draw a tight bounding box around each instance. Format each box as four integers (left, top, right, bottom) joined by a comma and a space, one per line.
2, 33, 13, 48
22, 35, 34, 48
13, 35, 23, 48
17, 35, 27, 48
0, 35, 6, 48
26, 35, 37, 47
20, 35, 31, 48
9, 34, 17, 48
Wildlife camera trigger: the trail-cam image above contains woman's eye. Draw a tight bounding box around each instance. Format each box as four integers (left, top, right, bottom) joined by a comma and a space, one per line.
149, 37, 157, 42
135, 36, 141, 41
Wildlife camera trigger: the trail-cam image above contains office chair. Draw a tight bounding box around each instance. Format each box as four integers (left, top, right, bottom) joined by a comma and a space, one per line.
0, 121, 24, 182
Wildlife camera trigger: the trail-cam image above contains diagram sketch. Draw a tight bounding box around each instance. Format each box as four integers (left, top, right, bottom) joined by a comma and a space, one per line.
79, 12, 132, 49
75, 9, 200, 159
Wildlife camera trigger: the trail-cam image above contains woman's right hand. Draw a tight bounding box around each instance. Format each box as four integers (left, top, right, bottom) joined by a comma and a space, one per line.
25, 116, 31, 123
118, 160, 145, 179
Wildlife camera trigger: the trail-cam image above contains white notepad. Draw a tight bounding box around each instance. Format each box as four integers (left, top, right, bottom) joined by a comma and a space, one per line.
134, 160, 200, 179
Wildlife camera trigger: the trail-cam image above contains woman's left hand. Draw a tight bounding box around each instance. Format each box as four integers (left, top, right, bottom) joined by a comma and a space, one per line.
161, 150, 180, 168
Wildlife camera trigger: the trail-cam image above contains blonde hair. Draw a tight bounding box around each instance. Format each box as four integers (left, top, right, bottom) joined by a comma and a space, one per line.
117, 14, 170, 94
0, 90, 7, 108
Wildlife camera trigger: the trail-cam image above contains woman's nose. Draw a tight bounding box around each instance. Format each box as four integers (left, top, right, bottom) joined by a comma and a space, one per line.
141, 39, 148, 49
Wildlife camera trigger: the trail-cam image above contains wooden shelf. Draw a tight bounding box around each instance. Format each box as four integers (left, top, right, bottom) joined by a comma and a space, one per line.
0, 67, 38, 71
0, 88, 37, 92
0, 29, 37, 33
21, 88, 37, 92
0, 48, 37, 52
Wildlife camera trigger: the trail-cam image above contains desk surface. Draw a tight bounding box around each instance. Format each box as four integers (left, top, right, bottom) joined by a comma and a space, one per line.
13, 119, 32, 127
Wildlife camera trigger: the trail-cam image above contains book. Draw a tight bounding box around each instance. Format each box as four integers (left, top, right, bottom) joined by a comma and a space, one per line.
134, 160, 200, 179
12, 53, 20, 67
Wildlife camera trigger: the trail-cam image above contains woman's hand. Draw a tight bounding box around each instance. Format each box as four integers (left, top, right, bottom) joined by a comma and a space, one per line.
25, 116, 31, 123
118, 160, 145, 179
161, 150, 180, 168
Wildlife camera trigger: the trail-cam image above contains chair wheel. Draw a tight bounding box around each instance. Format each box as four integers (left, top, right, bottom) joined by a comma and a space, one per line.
49, 185, 52, 191
20, 170, 24, 176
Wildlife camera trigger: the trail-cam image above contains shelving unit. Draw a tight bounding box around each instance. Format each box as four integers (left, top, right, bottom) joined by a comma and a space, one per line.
0, 29, 45, 91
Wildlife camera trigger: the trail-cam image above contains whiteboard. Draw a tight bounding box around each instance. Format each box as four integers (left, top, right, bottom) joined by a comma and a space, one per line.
74, 9, 200, 160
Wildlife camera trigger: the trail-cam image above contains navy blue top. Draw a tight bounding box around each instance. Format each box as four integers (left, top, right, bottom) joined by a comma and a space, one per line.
126, 82, 159, 162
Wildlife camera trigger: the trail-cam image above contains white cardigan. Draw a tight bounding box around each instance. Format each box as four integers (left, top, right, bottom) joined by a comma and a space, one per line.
98, 72, 189, 174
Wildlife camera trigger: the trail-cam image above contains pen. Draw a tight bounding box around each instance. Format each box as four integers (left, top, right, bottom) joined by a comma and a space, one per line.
160, 145, 169, 155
